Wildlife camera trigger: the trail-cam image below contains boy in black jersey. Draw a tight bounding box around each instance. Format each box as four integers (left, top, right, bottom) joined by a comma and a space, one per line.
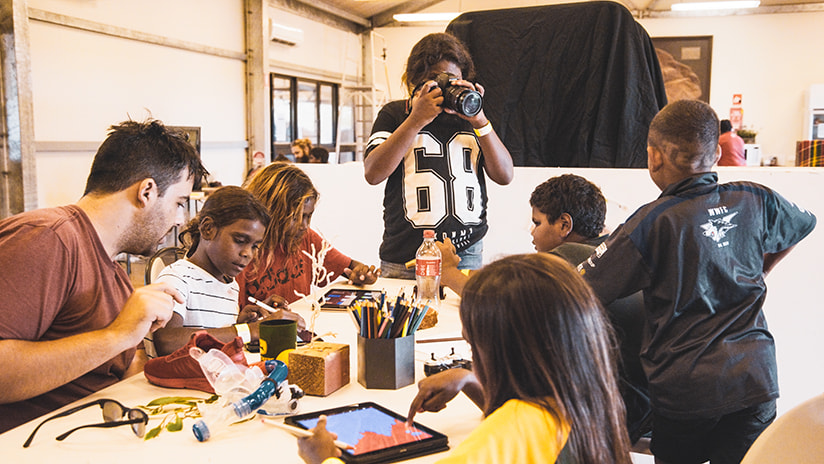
579, 100, 816, 464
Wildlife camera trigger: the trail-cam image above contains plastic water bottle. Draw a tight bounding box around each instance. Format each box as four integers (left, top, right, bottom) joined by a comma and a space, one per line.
415, 230, 441, 305
192, 360, 288, 442
189, 347, 264, 399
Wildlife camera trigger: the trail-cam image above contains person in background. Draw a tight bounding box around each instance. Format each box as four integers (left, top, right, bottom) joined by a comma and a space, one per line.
0, 119, 205, 433
244, 151, 268, 185
579, 100, 816, 464
237, 162, 379, 307
364, 32, 513, 279
147, 186, 304, 357
291, 138, 312, 163
718, 119, 746, 166
308, 147, 329, 164
297, 254, 632, 464
275, 153, 291, 163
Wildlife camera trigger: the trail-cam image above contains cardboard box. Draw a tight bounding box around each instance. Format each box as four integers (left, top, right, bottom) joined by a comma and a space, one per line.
287, 342, 349, 396
419, 309, 438, 330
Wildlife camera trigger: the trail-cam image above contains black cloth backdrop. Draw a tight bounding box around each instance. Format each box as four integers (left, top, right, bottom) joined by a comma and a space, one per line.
446, 2, 667, 167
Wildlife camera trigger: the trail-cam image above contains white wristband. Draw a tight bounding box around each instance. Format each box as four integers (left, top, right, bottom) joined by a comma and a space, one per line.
473, 121, 493, 137
234, 323, 251, 344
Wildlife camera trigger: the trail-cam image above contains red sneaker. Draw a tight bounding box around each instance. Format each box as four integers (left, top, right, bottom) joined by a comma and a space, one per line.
144, 331, 248, 394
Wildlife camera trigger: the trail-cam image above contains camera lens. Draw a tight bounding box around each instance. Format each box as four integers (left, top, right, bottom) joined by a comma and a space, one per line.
444, 87, 483, 117
456, 91, 482, 117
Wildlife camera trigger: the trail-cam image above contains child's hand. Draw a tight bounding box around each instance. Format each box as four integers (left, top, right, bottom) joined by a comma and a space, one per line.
249, 309, 307, 341
443, 79, 488, 126
297, 415, 342, 464
408, 81, 444, 127
436, 238, 461, 271
272, 308, 307, 332
407, 368, 476, 424
238, 295, 289, 323
344, 262, 380, 286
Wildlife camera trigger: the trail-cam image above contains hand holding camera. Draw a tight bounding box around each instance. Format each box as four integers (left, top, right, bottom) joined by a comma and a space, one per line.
409, 73, 484, 124
433, 73, 483, 117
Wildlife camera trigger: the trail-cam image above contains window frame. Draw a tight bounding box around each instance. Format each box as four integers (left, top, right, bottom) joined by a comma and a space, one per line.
270, 73, 342, 161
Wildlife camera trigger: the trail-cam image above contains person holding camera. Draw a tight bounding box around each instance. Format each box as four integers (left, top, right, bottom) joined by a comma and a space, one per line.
364, 32, 513, 278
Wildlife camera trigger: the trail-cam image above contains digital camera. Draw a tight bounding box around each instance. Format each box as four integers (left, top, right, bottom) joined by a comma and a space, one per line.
434, 72, 483, 117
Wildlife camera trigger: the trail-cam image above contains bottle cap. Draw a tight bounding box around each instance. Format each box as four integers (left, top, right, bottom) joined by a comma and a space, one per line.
423, 230, 435, 238
192, 419, 210, 442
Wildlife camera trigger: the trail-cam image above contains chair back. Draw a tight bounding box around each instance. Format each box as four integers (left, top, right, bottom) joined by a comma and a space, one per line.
144, 247, 187, 285
741, 392, 824, 464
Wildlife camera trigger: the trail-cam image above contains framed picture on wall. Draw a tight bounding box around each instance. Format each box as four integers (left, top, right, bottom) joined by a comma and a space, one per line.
169, 126, 201, 155
652, 36, 713, 103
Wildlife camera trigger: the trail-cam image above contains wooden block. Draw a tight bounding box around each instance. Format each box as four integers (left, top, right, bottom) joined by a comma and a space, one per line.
287, 342, 349, 396
419, 309, 438, 330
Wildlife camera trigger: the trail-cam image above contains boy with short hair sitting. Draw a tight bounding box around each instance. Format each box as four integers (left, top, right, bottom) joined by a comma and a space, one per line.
438, 173, 607, 295
579, 99, 816, 464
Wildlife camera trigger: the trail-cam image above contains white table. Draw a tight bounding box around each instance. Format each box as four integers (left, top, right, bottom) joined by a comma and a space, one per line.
0, 278, 480, 463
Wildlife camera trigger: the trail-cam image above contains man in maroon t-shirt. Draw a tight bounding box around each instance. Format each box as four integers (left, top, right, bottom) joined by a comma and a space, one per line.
0, 119, 205, 433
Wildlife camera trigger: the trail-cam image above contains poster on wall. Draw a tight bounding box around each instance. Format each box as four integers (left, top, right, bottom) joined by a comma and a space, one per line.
651, 36, 713, 103
168, 126, 201, 155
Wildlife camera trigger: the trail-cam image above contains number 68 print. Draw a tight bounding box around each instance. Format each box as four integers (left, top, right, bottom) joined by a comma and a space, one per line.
403, 133, 483, 228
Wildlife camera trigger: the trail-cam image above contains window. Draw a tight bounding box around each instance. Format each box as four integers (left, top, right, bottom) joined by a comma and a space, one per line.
271, 74, 344, 161
271, 76, 292, 144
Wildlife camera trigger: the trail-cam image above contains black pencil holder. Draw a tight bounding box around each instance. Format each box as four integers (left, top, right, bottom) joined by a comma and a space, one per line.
357, 335, 415, 389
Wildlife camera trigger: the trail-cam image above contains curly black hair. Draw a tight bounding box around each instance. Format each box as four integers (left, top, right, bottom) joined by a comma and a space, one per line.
529, 174, 606, 239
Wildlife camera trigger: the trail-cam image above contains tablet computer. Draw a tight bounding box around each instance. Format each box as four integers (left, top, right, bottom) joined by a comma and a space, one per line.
320, 288, 378, 310
284, 402, 449, 463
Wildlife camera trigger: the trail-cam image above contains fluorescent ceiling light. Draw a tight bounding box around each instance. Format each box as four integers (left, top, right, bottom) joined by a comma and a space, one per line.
671, 1, 760, 11
393, 12, 461, 22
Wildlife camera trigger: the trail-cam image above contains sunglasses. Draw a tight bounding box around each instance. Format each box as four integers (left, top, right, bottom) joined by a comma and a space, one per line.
23, 398, 149, 448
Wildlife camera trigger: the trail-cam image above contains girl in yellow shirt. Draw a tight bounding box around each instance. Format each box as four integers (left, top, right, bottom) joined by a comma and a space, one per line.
299, 254, 632, 464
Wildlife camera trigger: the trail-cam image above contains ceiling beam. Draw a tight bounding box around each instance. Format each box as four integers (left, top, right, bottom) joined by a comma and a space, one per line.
291, 0, 370, 27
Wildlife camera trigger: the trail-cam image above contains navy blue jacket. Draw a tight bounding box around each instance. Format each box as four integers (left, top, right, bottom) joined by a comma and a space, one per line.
580, 172, 816, 418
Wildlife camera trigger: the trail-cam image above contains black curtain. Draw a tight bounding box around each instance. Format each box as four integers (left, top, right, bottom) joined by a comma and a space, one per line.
447, 1, 667, 168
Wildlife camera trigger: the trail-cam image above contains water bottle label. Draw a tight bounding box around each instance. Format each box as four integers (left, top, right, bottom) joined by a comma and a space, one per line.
416, 257, 441, 277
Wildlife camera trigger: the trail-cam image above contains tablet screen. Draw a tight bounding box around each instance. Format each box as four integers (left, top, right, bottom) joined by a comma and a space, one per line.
321, 288, 378, 310
286, 402, 448, 463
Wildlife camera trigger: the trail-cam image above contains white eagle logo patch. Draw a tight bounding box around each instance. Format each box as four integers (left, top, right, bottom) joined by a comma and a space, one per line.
701, 212, 738, 243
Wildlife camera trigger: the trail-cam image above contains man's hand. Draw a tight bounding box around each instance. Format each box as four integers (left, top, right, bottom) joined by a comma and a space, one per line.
107, 283, 182, 345
0, 282, 183, 404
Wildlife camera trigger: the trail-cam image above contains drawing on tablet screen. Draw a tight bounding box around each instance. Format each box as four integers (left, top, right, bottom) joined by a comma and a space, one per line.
298, 407, 432, 455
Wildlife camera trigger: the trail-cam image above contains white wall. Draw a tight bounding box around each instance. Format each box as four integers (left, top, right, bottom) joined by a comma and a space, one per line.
25, 0, 369, 207
28, 0, 248, 206
640, 12, 824, 167
377, 5, 824, 166
267, 6, 362, 81
303, 162, 824, 418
